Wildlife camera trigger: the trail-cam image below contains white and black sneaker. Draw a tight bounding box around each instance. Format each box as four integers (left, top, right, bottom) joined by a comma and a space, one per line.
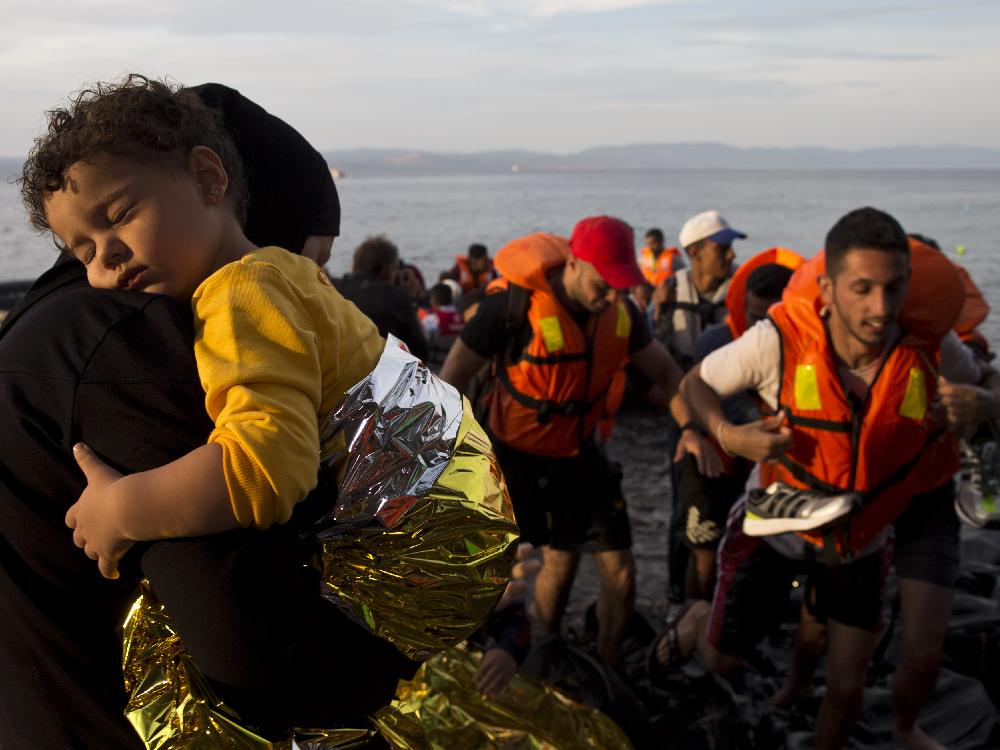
743, 482, 861, 537
955, 438, 1000, 528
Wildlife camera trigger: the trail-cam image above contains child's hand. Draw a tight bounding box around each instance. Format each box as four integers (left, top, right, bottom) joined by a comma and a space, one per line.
65, 443, 134, 580
474, 648, 518, 696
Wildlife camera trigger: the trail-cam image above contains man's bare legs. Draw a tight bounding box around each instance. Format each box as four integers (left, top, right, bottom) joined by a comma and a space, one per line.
532, 546, 636, 665
771, 603, 828, 708
815, 620, 879, 750
593, 548, 637, 664
892, 578, 953, 750
532, 545, 580, 639
685, 547, 716, 600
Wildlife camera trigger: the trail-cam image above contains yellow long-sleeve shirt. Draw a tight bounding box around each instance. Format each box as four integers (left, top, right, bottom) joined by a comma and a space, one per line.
192, 247, 384, 528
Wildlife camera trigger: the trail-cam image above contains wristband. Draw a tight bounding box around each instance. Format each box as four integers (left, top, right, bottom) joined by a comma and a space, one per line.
715, 420, 735, 457
679, 421, 701, 434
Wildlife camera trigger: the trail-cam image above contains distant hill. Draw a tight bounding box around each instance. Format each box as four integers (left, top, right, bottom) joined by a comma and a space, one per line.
324, 142, 1000, 177
4, 144, 1000, 182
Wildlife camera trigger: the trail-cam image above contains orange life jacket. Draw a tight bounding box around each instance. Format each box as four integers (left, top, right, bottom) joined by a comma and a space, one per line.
907, 237, 990, 354
759, 246, 962, 556
454, 255, 497, 293
639, 246, 682, 286
487, 233, 632, 457
725, 247, 806, 339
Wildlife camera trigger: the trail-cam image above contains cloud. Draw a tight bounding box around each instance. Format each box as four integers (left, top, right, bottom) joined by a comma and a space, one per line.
417, 0, 685, 18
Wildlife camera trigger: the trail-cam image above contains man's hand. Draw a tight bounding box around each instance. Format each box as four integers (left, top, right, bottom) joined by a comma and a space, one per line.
724, 412, 792, 463
64, 443, 134, 580
674, 429, 723, 478
938, 376, 992, 432
474, 648, 518, 696
650, 282, 673, 321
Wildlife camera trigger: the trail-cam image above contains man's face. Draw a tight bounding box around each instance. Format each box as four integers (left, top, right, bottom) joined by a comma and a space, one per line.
744, 292, 778, 328
646, 234, 664, 254
566, 258, 616, 314
469, 255, 489, 274
690, 239, 735, 285
819, 248, 910, 351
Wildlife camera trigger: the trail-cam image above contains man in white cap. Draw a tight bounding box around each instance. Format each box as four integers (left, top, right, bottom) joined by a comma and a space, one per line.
652, 210, 746, 371
652, 210, 745, 602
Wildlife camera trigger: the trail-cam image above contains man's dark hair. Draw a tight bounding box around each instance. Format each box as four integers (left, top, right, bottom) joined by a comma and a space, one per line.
353, 235, 399, 278
429, 283, 453, 307
908, 232, 941, 251
645, 228, 664, 243
746, 263, 795, 301
825, 207, 908, 277
19, 73, 248, 233
468, 243, 488, 260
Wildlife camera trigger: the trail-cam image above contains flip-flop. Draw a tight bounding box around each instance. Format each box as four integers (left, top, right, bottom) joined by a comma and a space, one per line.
645, 600, 696, 682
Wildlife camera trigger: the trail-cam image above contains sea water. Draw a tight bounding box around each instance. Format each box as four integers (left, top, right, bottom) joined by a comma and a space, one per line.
2, 168, 998, 339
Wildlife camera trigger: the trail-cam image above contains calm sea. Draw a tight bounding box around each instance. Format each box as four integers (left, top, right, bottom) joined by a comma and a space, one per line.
3, 168, 999, 340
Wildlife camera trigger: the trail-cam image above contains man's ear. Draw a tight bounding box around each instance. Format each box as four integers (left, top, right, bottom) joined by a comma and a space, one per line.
818, 273, 834, 308
188, 146, 229, 203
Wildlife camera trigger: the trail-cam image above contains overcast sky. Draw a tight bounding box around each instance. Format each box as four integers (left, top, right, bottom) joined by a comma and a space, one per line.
2, 0, 998, 156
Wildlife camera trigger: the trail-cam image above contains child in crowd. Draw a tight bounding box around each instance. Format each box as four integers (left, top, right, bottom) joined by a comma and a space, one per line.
19, 75, 392, 580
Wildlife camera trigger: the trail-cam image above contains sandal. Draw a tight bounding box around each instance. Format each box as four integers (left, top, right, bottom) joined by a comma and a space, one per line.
645, 600, 696, 681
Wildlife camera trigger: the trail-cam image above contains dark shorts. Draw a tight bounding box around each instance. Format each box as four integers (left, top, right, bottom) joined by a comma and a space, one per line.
706, 479, 960, 659
678, 454, 753, 550
893, 480, 960, 588
706, 505, 889, 659
492, 439, 633, 552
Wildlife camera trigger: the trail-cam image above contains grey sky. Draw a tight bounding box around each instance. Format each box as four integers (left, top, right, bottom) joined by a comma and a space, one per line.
1, 0, 998, 156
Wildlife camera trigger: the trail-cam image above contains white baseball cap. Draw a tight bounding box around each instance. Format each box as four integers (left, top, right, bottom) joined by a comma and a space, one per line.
679, 210, 747, 250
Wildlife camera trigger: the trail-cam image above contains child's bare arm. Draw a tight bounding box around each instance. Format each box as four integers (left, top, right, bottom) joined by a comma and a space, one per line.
66, 442, 237, 579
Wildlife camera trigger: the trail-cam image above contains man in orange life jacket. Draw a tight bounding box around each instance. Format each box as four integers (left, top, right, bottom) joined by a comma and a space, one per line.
442, 243, 498, 294
638, 228, 685, 288
650, 208, 1000, 750
440, 217, 710, 665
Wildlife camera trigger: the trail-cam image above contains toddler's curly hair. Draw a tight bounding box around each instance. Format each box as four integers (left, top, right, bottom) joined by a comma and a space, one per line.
19, 73, 248, 232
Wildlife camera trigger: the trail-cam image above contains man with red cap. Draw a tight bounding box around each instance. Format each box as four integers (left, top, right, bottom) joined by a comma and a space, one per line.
440, 216, 710, 665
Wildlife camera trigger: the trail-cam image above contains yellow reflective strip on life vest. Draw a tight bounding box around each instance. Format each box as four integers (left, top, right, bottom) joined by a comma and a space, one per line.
538, 316, 565, 352
615, 302, 631, 338
794, 364, 822, 411
899, 367, 928, 421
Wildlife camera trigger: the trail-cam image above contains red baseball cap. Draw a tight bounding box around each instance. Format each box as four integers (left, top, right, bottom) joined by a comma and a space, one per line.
569, 216, 645, 289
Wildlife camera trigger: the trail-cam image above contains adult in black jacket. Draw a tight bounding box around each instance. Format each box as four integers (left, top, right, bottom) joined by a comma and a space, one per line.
335, 235, 430, 360
0, 80, 405, 748
0, 260, 413, 747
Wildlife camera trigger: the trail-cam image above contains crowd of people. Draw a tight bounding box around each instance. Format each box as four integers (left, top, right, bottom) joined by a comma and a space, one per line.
2, 74, 1000, 750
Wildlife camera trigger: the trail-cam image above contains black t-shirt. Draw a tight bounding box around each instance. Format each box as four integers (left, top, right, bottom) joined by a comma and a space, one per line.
460, 287, 652, 360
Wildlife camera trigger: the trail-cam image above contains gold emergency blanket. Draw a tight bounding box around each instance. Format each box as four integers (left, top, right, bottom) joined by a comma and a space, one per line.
122, 581, 382, 748
372, 647, 634, 750
122, 584, 630, 749
313, 336, 519, 659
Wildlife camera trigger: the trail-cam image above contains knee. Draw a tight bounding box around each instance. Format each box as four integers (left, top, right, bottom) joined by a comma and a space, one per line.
825, 672, 867, 707
603, 562, 636, 599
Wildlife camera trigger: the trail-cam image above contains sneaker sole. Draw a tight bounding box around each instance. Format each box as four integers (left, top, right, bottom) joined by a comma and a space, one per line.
743, 505, 854, 537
